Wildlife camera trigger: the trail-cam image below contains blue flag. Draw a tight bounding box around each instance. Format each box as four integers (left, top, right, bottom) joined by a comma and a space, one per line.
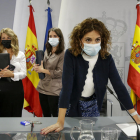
43, 7, 52, 51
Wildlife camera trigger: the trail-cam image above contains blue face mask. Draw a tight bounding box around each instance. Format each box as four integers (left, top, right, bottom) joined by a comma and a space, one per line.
48, 38, 59, 47
82, 43, 101, 56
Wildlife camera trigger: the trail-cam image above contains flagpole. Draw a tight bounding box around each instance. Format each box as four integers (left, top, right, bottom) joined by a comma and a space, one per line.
43, 0, 52, 51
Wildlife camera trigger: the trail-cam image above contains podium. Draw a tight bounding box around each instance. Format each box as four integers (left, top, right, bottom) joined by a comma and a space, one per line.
0, 117, 135, 140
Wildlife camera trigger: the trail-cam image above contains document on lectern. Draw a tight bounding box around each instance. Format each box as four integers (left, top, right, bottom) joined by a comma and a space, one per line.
116, 123, 140, 137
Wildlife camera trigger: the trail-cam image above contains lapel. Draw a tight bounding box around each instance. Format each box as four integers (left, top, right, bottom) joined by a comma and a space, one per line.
46, 52, 56, 60
50, 53, 56, 59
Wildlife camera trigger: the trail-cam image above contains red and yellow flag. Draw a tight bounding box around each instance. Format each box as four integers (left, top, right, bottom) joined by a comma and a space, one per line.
127, 3, 140, 114
22, 5, 42, 117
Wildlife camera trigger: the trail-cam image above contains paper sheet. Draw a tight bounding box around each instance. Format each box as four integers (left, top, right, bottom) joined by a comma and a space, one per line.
116, 123, 140, 137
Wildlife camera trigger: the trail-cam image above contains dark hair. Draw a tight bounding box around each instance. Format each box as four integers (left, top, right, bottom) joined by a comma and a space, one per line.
69, 18, 112, 59
45, 27, 65, 55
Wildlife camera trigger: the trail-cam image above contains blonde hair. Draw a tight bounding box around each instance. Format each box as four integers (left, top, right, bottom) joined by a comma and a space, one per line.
0, 28, 19, 56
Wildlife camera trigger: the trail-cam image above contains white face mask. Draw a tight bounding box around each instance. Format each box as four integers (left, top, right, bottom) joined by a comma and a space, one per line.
82, 43, 101, 56
48, 38, 59, 47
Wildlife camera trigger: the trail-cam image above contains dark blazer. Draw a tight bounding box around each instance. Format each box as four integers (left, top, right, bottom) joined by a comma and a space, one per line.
59, 49, 133, 117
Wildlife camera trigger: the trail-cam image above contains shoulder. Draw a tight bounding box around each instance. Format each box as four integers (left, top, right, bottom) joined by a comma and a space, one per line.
106, 54, 113, 60
99, 53, 113, 61
59, 50, 65, 56
55, 50, 65, 58
103, 54, 116, 67
65, 49, 74, 58
57, 51, 65, 61
17, 51, 26, 58
17, 50, 24, 55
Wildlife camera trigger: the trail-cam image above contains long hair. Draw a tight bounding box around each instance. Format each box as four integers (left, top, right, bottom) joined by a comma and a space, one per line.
0, 28, 19, 56
69, 18, 112, 59
45, 27, 65, 55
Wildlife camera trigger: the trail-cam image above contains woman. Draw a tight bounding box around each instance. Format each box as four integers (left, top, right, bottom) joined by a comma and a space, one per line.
41, 18, 140, 134
33, 27, 65, 117
0, 28, 26, 117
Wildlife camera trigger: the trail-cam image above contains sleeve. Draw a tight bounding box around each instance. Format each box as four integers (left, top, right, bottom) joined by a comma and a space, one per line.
59, 49, 74, 108
49, 52, 64, 79
108, 55, 134, 110
11, 52, 27, 81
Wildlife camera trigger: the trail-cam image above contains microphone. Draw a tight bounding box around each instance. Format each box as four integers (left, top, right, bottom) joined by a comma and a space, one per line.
106, 85, 140, 140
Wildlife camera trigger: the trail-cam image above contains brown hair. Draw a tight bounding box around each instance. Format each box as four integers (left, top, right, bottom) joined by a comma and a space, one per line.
45, 27, 65, 55
0, 28, 19, 56
69, 18, 111, 59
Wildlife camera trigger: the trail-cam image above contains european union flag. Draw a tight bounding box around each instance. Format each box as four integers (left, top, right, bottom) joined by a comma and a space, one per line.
44, 7, 52, 51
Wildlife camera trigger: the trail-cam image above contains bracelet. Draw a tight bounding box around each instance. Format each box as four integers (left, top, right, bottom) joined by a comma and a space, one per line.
130, 111, 138, 116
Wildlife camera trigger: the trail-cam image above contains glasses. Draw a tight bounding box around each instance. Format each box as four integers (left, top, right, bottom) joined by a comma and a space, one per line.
101, 127, 118, 140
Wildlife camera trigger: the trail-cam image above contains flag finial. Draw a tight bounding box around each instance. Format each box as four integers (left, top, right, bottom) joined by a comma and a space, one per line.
47, 0, 50, 6
29, 0, 32, 5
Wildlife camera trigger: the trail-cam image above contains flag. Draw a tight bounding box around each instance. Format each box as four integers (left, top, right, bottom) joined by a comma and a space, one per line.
127, 3, 140, 114
43, 7, 52, 51
22, 5, 42, 117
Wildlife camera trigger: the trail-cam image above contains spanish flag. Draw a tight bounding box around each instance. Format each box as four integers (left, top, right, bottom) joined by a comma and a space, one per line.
22, 5, 42, 117
127, 3, 140, 115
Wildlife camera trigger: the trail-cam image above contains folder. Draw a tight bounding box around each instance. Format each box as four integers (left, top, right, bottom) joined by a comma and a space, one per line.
35, 50, 45, 79
0, 53, 11, 82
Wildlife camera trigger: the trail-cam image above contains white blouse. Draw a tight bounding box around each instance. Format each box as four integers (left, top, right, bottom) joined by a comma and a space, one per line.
81, 53, 98, 97
2, 50, 26, 81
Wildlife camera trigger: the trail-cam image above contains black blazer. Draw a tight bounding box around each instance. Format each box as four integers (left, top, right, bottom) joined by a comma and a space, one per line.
59, 49, 133, 117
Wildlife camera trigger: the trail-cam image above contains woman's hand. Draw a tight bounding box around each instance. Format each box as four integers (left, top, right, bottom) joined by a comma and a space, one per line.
40, 121, 64, 135
0, 65, 14, 78
133, 114, 140, 124
33, 61, 44, 73
128, 109, 140, 124
40, 109, 66, 135
136, 117, 140, 124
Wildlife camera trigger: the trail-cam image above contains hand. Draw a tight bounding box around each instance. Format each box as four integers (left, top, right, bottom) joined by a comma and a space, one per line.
40, 121, 64, 135
0, 65, 14, 78
134, 115, 140, 124
136, 119, 140, 124
0, 65, 9, 71
33, 61, 44, 73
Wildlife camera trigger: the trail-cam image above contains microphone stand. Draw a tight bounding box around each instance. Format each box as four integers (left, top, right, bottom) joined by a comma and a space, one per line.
106, 85, 140, 140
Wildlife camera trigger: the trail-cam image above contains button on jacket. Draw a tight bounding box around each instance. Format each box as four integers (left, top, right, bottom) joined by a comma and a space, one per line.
59, 49, 133, 117
36, 50, 64, 96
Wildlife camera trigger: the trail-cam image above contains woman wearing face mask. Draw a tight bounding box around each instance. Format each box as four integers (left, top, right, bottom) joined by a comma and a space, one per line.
0, 28, 26, 117
41, 18, 140, 134
33, 27, 65, 117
